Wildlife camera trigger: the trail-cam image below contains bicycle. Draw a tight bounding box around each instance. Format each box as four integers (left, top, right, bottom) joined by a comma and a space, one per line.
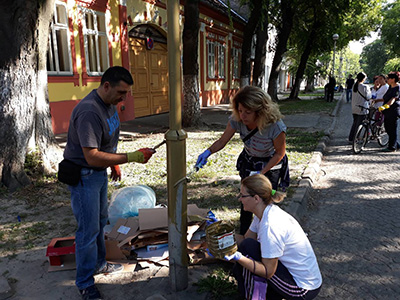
352, 105, 389, 154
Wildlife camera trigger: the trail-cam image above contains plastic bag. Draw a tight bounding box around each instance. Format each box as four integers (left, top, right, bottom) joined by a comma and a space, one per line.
108, 185, 156, 226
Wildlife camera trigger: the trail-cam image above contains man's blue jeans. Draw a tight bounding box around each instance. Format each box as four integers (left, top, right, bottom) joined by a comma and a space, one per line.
346, 89, 352, 103
69, 168, 108, 290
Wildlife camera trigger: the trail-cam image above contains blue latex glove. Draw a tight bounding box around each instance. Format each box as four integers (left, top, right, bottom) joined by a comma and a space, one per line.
206, 248, 214, 258
195, 149, 211, 169
206, 210, 219, 226
224, 251, 243, 261
249, 171, 260, 176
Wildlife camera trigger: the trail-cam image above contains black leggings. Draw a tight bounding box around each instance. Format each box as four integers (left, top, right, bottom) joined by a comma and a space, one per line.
383, 113, 399, 150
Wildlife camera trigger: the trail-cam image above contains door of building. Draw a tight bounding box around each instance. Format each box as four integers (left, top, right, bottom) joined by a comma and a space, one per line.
129, 38, 169, 118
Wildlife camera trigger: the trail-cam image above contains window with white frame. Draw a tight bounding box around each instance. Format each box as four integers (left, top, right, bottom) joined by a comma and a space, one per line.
80, 7, 109, 75
47, 2, 73, 75
207, 40, 215, 78
217, 43, 225, 78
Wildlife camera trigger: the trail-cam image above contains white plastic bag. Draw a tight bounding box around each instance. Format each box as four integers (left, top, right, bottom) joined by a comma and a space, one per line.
108, 185, 156, 226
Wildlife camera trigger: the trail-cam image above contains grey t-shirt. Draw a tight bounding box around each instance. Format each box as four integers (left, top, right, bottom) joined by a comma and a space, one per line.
229, 118, 286, 158
63, 89, 120, 168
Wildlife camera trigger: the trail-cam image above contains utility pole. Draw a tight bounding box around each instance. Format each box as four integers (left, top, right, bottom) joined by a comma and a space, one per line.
166, 0, 189, 292
332, 33, 339, 77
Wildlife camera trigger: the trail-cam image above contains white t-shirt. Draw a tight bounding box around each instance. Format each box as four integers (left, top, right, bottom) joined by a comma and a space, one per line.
374, 84, 389, 108
249, 205, 322, 290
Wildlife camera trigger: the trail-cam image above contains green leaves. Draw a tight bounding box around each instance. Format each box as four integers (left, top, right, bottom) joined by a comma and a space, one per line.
195, 267, 238, 299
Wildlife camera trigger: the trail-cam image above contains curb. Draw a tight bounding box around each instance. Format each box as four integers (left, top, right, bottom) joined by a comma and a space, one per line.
285, 97, 343, 222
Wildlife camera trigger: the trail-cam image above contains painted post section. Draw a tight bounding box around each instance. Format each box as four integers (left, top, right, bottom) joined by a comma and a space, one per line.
165, 0, 189, 292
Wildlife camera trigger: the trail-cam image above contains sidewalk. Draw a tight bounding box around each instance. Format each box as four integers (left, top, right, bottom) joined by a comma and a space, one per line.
304, 100, 400, 298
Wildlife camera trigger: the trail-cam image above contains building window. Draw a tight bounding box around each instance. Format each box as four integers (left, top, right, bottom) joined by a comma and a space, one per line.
217, 43, 225, 79
206, 33, 226, 80
232, 47, 241, 79
80, 8, 109, 75
207, 40, 215, 78
47, 2, 73, 75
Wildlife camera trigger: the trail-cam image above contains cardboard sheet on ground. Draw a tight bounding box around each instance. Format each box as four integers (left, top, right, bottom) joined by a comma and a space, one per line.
134, 247, 169, 263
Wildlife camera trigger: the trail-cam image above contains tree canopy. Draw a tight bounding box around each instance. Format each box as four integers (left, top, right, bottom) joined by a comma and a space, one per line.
381, 1, 400, 57
360, 40, 390, 78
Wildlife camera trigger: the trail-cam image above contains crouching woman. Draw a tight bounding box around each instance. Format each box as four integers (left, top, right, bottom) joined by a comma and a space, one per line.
230, 174, 322, 299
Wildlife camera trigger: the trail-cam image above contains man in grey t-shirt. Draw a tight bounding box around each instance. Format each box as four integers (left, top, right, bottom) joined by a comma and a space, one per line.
62, 66, 155, 300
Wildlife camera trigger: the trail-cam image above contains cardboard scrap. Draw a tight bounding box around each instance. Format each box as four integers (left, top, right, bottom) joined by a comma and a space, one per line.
138, 207, 168, 230
134, 247, 169, 263
107, 217, 139, 242
105, 240, 127, 261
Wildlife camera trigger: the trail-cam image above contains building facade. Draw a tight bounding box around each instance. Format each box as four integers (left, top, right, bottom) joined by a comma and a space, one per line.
47, 0, 246, 134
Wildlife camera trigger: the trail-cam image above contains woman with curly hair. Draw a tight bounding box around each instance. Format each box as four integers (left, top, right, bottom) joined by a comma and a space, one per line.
228, 174, 322, 299
195, 86, 288, 234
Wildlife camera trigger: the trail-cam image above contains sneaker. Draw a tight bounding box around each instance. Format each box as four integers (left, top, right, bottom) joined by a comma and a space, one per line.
382, 148, 396, 152
95, 262, 124, 275
79, 285, 102, 300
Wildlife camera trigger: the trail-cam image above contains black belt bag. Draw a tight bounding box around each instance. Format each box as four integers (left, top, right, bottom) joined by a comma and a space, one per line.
58, 159, 82, 186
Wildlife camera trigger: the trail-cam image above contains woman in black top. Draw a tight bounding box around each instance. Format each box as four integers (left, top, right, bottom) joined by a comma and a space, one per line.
375, 72, 400, 151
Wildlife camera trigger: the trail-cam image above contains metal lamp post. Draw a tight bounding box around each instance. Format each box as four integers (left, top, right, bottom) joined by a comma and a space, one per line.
332, 34, 339, 77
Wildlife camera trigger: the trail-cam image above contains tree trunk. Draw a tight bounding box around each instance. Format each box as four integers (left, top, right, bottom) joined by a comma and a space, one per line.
0, 0, 59, 191
267, 0, 294, 101
182, 0, 202, 127
35, 0, 62, 173
305, 78, 315, 92
289, 14, 318, 99
289, 37, 315, 100
240, 0, 263, 87
252, 21, 268, 88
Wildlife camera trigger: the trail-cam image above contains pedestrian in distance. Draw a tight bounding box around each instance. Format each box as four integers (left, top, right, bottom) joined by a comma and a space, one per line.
345, 74, 355, 103
326, 76, 336, 102
373, 71, 400, 152
195, 85, 289, 235
348, 72, 371, 143
225, 174, 322, 299
59, 66, 155, 300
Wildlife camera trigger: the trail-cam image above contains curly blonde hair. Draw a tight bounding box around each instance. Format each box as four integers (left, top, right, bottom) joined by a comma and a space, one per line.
231, 86, 283, 130
241, 174, 285, 204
